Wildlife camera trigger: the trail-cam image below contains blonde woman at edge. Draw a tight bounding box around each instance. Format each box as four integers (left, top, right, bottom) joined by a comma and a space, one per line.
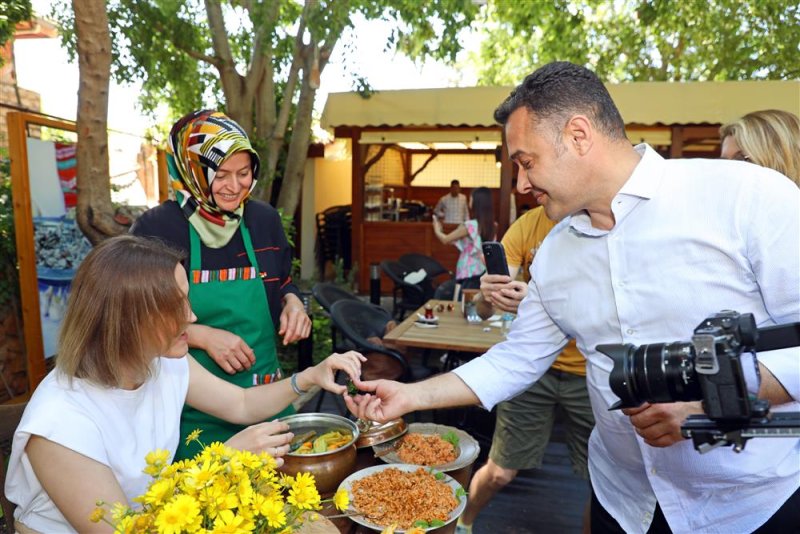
720, 109, 800, 187
5, 235, 364, 533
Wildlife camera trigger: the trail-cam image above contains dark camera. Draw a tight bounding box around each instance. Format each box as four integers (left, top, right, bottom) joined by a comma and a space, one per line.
598, 311, 800, 452
598, 311, 766, 422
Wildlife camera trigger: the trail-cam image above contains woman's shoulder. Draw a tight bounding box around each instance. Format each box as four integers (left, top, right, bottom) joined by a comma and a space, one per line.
131, 200, 185, 236
244, 199, 281, 222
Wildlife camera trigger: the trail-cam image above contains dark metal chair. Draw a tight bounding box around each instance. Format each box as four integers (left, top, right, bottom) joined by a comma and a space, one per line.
316, 300, 410, 412
311, 282, 359, 354
399, 253, 454, 302
380, 260, 427, 320
399, 253, 452, 280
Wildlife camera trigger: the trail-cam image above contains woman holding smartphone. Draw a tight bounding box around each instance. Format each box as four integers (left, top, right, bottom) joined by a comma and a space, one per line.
433, 186, 496, 289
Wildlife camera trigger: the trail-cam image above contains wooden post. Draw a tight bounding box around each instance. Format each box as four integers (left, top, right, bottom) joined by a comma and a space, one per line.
670, 125, 684, 159
349, 128, 364, 291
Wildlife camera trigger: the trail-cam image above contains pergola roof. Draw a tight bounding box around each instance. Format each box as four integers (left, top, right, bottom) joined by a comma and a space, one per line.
321, 80, 800, 130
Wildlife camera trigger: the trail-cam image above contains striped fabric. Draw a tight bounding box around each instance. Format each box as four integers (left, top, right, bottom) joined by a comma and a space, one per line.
190, 266, 260, 284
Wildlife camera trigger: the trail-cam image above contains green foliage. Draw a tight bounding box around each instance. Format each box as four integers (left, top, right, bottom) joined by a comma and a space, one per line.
0, 156, 20, 314
471, 0, 800, 84
0, 0, 32, 68
52, 0, 479, 118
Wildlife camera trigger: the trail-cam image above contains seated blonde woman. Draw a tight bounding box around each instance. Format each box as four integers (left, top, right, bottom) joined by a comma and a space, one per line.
720, 109, 799, 186
5, 235, 364, 533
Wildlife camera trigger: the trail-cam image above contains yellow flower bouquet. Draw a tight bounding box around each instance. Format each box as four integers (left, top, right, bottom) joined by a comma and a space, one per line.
92, 431, 348, 533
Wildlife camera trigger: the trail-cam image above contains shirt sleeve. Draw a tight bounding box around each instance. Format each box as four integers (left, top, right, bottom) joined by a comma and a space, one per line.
452, 275, 568, 410
741, 170, 800, 401
501, 219, 525, 269
15, 392, 108, 467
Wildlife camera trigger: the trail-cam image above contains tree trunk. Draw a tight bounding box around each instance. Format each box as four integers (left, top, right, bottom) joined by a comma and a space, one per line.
73, 0, 126, 244
275, 69, 317, 215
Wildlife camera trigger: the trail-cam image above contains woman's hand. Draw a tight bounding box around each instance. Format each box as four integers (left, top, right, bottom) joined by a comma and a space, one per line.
190, 324, 255, 374
296, 351, 366, 395
279, 293, 312, 345
225, 421, 294, 466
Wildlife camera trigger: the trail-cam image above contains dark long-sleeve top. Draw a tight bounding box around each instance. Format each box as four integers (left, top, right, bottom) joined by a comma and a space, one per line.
131, 199, 300, 330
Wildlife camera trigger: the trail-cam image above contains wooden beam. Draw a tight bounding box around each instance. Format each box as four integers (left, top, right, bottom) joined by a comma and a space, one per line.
670, 125, 684, 159
350, 128, 365, 290
6, 112, 76, 393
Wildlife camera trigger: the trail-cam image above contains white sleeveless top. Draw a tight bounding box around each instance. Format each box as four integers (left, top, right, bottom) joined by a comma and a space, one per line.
5, 356, 189, 533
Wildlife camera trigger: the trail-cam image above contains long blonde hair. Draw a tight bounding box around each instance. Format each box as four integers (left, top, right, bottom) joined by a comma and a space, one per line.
57, 235, 187, 388
720, 109, 800, 186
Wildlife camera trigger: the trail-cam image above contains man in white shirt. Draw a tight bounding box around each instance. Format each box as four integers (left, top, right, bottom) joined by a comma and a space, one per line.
347, 62, 800, 533
435, 179, 469, 223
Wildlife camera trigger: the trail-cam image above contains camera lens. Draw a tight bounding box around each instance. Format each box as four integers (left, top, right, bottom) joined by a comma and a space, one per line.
598, 342, 702, 408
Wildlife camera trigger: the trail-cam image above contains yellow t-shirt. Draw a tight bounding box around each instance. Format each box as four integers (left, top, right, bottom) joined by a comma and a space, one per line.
502, 207, 586, 376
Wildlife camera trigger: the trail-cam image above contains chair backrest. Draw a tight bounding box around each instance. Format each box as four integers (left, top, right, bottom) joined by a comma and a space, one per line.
328, 300, 409, 381
379, 260, 408, 286
329, 300, 393, 348
1, 401, 27, 530
311, 282, 359, 313
399, 253, 451, 279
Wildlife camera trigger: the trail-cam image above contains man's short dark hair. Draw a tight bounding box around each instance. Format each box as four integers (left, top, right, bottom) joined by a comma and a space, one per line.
451, 179, 460, 186
494, 62, 626, 141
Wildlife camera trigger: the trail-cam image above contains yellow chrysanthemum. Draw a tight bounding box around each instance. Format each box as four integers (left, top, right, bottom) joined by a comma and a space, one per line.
183, 459, 222, 492
332, 488, 350, 512
172, 494, 202, 532
211, 509, 254, 534
89, 507, 105, 523
154, 503, 184, 534
143, 449, 171, 476
113, 515, 135, 534
109, 502, 129, 523
292, 472, 316, 490
185, 428, 203, 446
135, 478, 176, 507
287, 483, 321, 511
254, 494, 287, 528
237, 477, 254, 506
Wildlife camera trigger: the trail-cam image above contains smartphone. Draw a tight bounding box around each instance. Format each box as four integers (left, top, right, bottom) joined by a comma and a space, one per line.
482, 241, 510, 276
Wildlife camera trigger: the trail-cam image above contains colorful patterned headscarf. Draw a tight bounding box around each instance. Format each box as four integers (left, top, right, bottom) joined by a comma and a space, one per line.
168, 110, 260, 248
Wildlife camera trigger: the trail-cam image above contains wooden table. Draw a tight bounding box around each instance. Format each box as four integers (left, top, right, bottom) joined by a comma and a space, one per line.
384, 300, 505, 354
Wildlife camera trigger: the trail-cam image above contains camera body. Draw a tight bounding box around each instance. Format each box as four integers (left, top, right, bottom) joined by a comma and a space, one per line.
598, 311, 767, 421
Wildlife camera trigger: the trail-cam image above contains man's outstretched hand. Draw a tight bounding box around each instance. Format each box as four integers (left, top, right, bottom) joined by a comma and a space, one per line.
343, 378, 414, 423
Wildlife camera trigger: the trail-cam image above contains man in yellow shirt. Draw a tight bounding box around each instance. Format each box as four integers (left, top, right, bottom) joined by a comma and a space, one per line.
460, 206, 594, 533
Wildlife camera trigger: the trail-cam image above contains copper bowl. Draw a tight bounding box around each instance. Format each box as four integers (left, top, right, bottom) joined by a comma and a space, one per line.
277, 413, 359, 495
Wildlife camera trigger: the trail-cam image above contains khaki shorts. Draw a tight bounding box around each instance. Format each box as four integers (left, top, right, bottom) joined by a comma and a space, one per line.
489, 368, 594, 479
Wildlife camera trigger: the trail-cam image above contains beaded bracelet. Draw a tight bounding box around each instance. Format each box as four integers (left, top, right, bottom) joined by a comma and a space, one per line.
290, 373, 308, 395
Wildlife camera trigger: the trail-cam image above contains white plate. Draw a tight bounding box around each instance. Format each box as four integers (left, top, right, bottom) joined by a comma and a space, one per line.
416, 313, 440, 323
373, 423, 480, 472
338, 464, 466, 532
413, 321, 438, 329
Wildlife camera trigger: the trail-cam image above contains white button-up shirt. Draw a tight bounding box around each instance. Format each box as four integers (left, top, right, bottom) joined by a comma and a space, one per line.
454, 145, 800, 533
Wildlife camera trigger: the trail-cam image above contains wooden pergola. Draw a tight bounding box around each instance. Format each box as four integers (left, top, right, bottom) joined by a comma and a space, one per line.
320, 81, 800, 291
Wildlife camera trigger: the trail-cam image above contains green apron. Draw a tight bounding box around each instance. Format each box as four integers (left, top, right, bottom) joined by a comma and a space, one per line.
175, 221, 294, 460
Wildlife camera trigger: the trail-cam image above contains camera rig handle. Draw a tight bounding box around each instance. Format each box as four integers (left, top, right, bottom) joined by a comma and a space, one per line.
682, 412, 800, 453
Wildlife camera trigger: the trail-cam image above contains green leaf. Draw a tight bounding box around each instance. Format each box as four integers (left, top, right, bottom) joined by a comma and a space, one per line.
456, 487, 468, 499
430, 519, 446, 527
441, 431, 460, 448
413, 520, 430, 528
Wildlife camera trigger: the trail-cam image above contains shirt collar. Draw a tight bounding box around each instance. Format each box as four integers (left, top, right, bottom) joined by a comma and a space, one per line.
569, 144, 665, 236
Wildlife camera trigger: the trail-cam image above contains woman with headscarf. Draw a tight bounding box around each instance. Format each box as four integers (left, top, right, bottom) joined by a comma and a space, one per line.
131, 110, 311, 459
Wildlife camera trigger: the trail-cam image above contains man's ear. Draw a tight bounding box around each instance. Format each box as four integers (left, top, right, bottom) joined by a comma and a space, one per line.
564, 114, 593, 156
